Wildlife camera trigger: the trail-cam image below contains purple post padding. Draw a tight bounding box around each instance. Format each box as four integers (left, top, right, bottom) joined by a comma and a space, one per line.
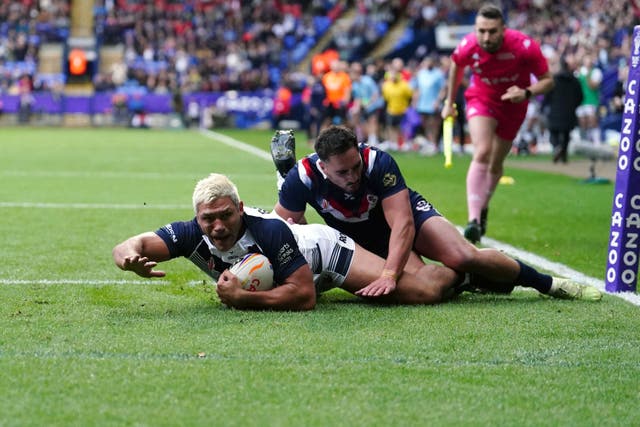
605, 25, 640, 292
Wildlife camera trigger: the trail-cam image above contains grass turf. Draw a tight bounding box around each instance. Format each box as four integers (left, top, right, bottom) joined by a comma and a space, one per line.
0, 127, 638, 426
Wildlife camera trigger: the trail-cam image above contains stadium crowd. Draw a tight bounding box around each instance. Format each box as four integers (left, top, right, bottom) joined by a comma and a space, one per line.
0, 0, 638, 151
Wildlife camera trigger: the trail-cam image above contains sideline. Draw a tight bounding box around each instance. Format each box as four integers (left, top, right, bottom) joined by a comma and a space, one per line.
200, 129, 640, 307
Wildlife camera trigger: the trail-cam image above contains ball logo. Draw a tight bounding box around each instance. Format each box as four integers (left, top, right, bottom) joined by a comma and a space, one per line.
229, 253, 274, 291
245, 259, 267, 291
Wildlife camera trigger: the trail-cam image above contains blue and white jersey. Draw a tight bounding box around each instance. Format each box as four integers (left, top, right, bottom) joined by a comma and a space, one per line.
155, 207, 308, 286
279, 144, 414, 257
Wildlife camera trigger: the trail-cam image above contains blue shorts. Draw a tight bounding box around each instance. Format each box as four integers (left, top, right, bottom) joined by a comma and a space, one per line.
409, 189, 442, 231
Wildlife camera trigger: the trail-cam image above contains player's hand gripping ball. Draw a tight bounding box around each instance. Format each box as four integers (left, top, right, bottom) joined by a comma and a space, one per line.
229, 253, 274, 291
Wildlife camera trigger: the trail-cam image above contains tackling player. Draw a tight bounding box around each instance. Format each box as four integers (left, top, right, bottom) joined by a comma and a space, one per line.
272, 125, 601, 301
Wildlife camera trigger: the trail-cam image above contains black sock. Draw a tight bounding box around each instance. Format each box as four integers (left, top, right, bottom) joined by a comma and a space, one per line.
516, 260, 552, 293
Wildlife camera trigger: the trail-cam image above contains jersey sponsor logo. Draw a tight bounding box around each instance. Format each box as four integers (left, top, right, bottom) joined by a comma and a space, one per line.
278, 243, 294, 266
479, 73, 520, 86
164, 223, 178, 243
382, 173, 397, 187
497, 52, 515, 60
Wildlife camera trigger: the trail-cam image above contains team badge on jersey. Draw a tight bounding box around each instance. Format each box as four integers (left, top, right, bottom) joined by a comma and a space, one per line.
382, 173, 397, 187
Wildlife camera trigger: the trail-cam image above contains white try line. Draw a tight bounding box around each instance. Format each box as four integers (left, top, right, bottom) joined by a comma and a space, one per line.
200, 129, 640, 307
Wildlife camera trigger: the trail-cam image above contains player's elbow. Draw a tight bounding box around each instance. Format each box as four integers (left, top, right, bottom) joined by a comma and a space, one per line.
295, 287, 317, 311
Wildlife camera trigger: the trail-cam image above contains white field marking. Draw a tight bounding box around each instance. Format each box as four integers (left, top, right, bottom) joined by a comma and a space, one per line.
1, 170, 271, 180
0, 201, 272, 211
0, 279, 172, 285
199, 129, 273, 161
0, 202, 191, 210
1, 171, 199, 179
478, 233, 640, 307
0, 279, 211, 286
201, 130, 640, 307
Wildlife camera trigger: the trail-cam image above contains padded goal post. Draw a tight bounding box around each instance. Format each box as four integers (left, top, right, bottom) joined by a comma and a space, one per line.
605, 25, 640, 293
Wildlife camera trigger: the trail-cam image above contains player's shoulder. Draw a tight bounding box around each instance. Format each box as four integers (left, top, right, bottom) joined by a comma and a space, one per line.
458, 32, 479, 50
291, 154, 323, 187
244, 207, 287, 229
157, 217, 199, 238
504, 28, 540, 50
453, 33, 479, 60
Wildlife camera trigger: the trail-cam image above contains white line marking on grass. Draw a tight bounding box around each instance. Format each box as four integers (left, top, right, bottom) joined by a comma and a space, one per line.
201, 130, 640, 307
200, 129, 272, 161
0, 279, 171, 285
1, 171, 200, 179
0, 202, 191, 210
480, 234, 640, 307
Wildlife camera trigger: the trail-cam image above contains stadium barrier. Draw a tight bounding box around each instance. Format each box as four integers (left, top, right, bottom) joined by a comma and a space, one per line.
0, 90, 294, 129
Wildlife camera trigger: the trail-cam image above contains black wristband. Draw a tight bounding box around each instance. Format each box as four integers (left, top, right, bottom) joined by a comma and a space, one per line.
524, 88, 532, 99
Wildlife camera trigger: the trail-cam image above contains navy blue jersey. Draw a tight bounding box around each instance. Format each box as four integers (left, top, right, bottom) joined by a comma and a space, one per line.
278, 144, 440, 258
155, 207, 308, 285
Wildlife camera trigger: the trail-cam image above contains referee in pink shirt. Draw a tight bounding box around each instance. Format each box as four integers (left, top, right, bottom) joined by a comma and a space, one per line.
441, 3, 554, 244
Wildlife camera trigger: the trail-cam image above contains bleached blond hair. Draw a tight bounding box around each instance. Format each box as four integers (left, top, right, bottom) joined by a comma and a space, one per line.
192, 173, 240, 213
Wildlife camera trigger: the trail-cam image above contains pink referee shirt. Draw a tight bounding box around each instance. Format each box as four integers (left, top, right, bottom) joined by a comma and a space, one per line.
451, 28, 548, 140
452, 28, 548, 98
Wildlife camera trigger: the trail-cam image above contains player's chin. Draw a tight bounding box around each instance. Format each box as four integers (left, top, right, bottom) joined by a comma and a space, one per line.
345, 182, 360, 191
482, 44, 498, 53
212, 235, 233, 250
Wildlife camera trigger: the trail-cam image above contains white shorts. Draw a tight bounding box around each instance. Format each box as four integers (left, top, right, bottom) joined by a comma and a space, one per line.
576, 104, 597, 118
289, 223, 355, 293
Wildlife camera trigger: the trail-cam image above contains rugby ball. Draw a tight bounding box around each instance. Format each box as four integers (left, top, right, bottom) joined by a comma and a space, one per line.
229, 253, 274, 291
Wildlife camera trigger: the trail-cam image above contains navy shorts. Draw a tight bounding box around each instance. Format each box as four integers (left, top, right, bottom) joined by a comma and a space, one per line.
409, 189, 442, 230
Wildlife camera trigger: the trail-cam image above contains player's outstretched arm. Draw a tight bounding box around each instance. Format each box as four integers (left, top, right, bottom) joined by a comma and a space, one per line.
113, 232, 171, 278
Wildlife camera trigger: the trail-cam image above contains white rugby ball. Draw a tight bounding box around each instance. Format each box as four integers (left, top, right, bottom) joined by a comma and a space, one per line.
229, 253, 274, 291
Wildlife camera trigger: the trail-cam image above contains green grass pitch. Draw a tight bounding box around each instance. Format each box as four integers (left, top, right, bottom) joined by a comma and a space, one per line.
0, 127, 638, 426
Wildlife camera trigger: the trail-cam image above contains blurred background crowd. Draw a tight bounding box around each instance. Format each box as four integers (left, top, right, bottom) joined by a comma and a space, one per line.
0, 0, 638, 154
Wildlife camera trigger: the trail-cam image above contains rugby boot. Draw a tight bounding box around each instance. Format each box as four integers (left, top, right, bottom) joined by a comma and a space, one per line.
270, 129, 296, 178
464, 219, 482, 244
548, 278, 603, 301
480, 208, 489, 236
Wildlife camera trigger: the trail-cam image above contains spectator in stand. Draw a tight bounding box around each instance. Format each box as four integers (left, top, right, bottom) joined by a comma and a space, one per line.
381, 61, 413, 151
576, 52, 603, 145
301, 73, 326, 144
321, 59, 352, 128
272, 75, 293, 130
349, 61, 384, 145
411, 54, 446, 154
543, 55, 583, 164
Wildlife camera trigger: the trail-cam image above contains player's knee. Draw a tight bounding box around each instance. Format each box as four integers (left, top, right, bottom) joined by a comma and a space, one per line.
405, 265, 459, 304
438, 246, 477, 272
